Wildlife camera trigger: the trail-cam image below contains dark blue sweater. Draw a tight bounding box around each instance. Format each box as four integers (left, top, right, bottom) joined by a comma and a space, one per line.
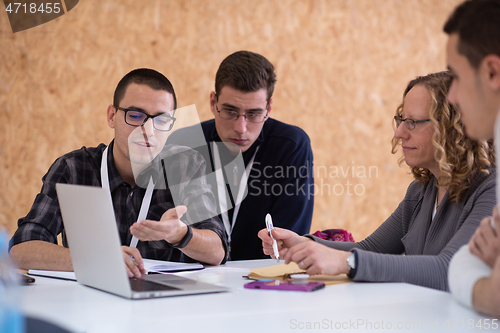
169, 118, 314, 260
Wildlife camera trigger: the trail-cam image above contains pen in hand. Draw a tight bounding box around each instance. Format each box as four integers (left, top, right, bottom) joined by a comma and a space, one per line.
265, 213, 280, 263
130, 255, 139, 266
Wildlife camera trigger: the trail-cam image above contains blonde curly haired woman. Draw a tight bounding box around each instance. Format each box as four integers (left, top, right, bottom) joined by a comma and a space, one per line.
259, 71, 495, 291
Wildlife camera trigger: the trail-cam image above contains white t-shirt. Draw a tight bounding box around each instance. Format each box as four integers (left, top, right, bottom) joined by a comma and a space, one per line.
448, 244, 492, 307
448, 109, 500, 307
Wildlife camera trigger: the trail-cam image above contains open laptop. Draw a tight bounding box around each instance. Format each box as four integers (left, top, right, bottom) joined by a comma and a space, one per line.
56, 183, 228, 299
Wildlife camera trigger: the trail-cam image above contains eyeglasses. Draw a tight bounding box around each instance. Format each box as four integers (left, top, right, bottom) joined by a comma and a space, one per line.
115, 106, 176, 132
394, 116, 430, 130
216, 105, 269, 123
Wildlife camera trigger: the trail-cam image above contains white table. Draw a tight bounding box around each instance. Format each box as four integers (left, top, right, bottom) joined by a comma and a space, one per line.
20, 259, 496, 333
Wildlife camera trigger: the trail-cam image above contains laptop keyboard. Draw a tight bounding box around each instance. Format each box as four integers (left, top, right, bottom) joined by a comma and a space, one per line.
129, 278, 180, 292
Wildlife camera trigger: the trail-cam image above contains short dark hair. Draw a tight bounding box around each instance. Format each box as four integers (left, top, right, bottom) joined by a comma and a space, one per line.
113, 68, 177, 110
444, 0, 500, 68
214, 51, 277, 102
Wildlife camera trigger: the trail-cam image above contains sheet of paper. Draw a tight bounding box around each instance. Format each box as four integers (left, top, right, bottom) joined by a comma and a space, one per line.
28, 259, 204, 281
142, 259, 204, 273
28, 270, 76, 281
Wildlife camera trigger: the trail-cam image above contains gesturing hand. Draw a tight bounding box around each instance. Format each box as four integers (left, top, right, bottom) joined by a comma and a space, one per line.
130, 205, 189, 246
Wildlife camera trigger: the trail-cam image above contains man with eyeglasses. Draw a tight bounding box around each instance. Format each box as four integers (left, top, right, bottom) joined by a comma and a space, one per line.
10, 68, 228, 276
169, 51, 314, 260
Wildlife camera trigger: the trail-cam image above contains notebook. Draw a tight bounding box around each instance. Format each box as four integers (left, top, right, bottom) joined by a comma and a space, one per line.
28, 258, 204, 282
55, 183, 227, 299
247, 262, 351, 286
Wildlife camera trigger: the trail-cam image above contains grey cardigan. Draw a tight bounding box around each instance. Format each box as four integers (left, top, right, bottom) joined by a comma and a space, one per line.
308, 170, 496, 291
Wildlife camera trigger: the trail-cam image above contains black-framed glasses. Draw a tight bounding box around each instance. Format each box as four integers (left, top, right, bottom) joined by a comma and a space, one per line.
115, 106, 176, 132
216, 105, 269, 123
394, 116, 430, 130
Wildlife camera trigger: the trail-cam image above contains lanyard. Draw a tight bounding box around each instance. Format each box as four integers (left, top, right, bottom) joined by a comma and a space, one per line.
212, 143, 258, 242
100, 145, 155, 248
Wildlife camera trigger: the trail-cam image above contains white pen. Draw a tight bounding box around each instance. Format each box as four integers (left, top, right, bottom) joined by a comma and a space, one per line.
265, 213, 280, 262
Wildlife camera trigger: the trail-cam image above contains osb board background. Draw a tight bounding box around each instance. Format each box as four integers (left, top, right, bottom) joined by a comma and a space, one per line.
0, 0, 462, 242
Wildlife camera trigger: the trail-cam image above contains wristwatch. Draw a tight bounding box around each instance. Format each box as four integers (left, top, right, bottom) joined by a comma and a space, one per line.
346, 251, 357, 278
171, 224, 193, 249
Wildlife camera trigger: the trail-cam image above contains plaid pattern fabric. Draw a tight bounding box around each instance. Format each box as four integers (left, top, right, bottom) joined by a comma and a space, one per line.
10, 141, 228, 264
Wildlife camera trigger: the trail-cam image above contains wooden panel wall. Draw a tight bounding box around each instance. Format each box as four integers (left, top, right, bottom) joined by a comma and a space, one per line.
0, 0, 462, 241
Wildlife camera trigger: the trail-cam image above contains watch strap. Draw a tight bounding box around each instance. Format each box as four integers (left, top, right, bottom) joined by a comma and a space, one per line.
171, 224, 193, 249
347, 250, 358, 279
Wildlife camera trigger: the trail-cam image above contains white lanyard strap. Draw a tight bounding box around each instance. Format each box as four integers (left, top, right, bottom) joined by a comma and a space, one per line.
212, 143, 258, 242
101, 145, 155, 248
100, 146, 111, 191
213, 144, 230, 241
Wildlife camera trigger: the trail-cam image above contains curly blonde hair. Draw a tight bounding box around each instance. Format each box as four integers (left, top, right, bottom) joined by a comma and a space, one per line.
391, 71, 495, 203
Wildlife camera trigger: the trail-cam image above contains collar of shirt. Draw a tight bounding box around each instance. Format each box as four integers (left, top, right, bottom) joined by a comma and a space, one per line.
209, 119, 267, 166
105, 140, 164, 191
135, 158, 162, 190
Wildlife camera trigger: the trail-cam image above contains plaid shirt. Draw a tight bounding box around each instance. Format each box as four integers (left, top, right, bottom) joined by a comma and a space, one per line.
10, 141, 228, 264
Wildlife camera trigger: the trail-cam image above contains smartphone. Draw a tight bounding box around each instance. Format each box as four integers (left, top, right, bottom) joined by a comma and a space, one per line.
244, 279, 325, 292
